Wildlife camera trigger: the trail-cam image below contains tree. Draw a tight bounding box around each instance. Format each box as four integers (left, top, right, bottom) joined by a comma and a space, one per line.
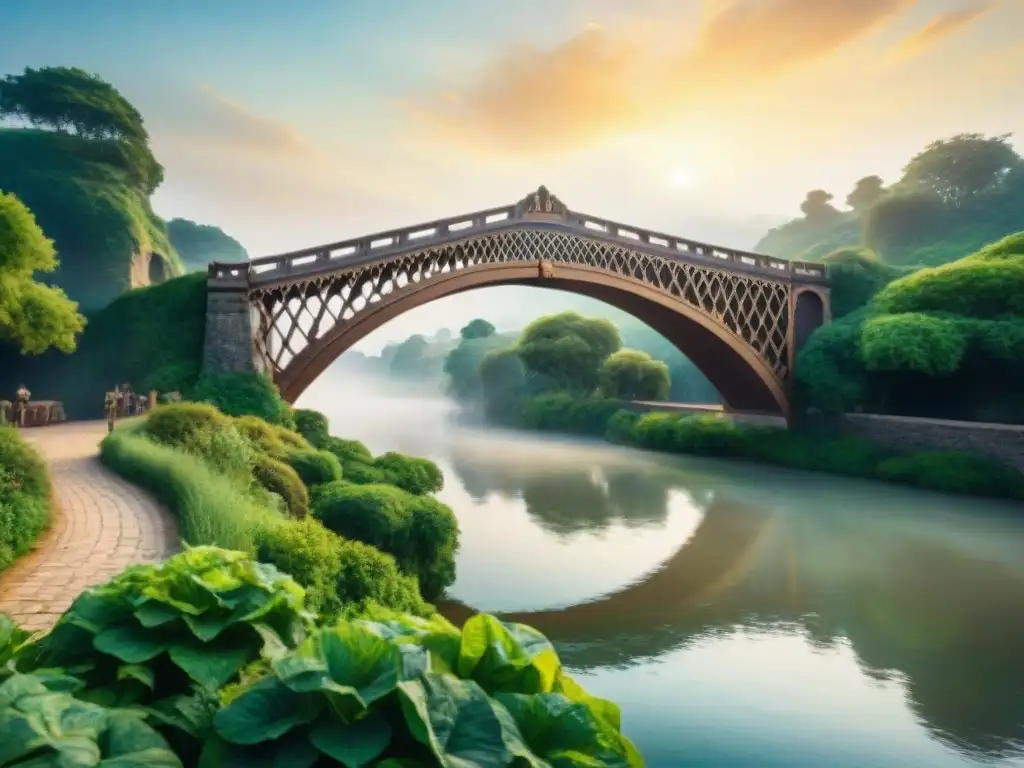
0, 191, 86, 354
846, 176, 886, 213
862, 191, 950, 261
459, 318, 495, 340
388, 334, 429, 378
799, 190, 841, 222
166, 219, 248, 272
479, 346, 528, 422
516, 312, 621, 392
443, 323, 506, 403
598, 349, 671, 401
900, 133, 1021, 207
0, 67, 163, 193
0, 67, 147, 142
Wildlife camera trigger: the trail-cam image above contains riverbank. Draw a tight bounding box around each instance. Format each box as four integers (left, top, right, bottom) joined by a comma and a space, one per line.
507, 392, 1024, 501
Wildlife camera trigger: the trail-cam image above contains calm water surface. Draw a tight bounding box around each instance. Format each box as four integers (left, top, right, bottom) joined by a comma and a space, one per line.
299, 382, 1024, 768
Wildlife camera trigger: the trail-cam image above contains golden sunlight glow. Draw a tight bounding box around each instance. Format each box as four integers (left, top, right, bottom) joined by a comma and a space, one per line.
669, 166, 693, 188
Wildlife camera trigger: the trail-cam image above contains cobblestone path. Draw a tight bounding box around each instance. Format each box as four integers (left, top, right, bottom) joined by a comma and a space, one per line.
0, 422, 178, 632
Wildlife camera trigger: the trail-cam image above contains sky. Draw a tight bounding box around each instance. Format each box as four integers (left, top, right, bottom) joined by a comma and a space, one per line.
3, 0, 1022, 349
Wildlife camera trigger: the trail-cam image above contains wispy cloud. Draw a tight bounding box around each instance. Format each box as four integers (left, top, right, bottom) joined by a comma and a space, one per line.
891, 1, 996, 59
406, 0, 917, 155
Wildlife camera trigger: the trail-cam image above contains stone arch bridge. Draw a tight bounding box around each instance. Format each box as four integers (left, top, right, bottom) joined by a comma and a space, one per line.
203, 187, 830, 418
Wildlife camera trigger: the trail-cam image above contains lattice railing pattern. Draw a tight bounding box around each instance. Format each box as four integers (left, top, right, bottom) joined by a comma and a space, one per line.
250, 228, 792, 380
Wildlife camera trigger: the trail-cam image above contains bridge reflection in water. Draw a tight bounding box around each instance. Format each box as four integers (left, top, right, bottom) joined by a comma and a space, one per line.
437, 450, 1024, 763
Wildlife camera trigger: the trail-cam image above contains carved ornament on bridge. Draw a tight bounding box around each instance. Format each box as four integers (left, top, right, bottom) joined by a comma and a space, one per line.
517, 185, 567, 220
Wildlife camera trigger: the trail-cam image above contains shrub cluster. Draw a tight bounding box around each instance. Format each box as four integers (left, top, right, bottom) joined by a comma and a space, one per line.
516, 399, 1024, 501
0, 550, 642, 767
0, 426, 52, 573
312, 482, 459, 600
103, 400, 460, 621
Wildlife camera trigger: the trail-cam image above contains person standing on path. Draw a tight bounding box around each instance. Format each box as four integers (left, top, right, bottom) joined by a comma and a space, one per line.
14, 384, 30, 427
105, 387, 120, 433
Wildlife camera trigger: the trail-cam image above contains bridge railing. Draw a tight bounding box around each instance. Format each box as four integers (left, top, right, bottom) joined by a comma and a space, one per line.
208, 199, 828, 288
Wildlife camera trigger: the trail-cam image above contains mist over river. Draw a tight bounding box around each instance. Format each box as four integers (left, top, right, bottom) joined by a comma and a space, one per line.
298, 377, 1024, 768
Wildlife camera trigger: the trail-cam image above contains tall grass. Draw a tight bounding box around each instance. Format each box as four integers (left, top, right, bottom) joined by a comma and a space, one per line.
100, 423, 279, 552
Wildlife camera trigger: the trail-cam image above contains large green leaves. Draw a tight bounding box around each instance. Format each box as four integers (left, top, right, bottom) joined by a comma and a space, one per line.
0, 673, 182, 767
32, 547, 311, 700
209, 614, 645, 766
457, 615, 560, 694
398, 674, 535, 766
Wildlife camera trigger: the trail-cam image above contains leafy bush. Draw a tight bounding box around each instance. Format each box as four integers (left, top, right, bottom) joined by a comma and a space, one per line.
286, 449, 342, 488
30, 547, 312, 727
101, 424, 278, 553
203, 613, 641, 766
876, 451, 1024, 497
522, 392, 627, 436
373, 451, 444, 495
340, 459, 388, 485
189, 372, 295, 428
255, 518, 431, 623
860, 312, 967, 376
313, 482, 459, 599
233, 414, 309, 460
0, 426, 51, 573
293, 408, 330, 448
252, 452, 309, 519
322, 435, 373, 464
0, 673, 182, 766
142, 403, 254, 488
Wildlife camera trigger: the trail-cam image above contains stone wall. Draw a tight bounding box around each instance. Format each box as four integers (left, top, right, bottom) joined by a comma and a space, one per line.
202, 287, 259, 375
839, 413, 1024, 473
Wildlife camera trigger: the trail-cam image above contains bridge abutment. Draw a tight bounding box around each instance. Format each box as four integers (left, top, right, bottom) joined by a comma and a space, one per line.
202, 284, 260, 376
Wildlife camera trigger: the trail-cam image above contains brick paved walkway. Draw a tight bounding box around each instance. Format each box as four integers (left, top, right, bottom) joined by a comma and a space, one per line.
0, 422, 178, 632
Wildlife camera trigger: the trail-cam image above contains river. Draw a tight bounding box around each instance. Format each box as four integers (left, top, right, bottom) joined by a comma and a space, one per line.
298, 381, 1024, 768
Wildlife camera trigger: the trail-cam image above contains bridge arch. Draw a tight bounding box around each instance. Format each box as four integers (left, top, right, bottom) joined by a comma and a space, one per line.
278, 260, 790, 414
203, 187, 831, 420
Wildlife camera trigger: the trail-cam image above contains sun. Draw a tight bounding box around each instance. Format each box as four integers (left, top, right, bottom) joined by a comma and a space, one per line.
669, 167, 693, 187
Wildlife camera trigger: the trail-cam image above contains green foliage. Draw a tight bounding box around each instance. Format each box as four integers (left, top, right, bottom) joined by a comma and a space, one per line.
871, 232, 1024, 317
794, 312, 869, 413
204, 613, 641, 766
293, 408, 330, 448
100, 424, 278, 553
521, 392, 628, 437
876, 451, 1024, 498
479, 346, 529, 422
322, 435, 373, 464
0, 673, 182, 766
0, 271, 207, 419
756, 133, 1024, 267
286, 449, 342, 488
31, 547, 312, 712
0, 189, 86, 355
189, 372, 295, 428
517, 312, 621, 393
900, 133, 1020, 207
166, 218, 247, 272
253, 453, 310, 519
0, 426, 51, 573
443, 327, 509, 403
255, 519, 431, 623
312, 482, 459, 600
0, 129, 180, 312
599, 348, 671, 401
460, 318, 496, 340
821, 247, 905, 318
232, 414, 309, 460
860, 313, 967, 376
373, 451, 444, 496
142, 403, 255, 488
